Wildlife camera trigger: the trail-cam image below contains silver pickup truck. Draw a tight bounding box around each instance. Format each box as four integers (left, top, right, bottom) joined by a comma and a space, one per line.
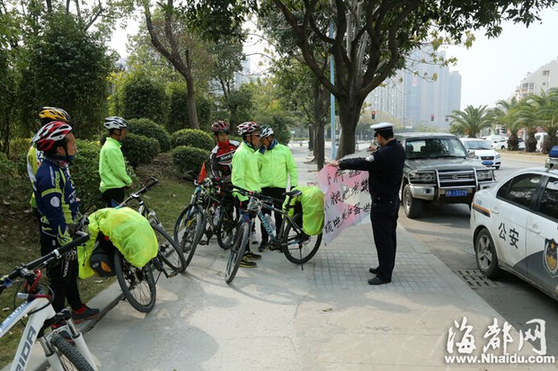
397, 132, 496, 219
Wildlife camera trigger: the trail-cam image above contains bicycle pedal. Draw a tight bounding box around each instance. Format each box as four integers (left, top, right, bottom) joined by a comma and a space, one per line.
168, 270, 179, 278
199, 240, 208, 246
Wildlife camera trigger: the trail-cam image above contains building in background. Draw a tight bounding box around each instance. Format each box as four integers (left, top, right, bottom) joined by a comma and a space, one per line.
514, 57, 558, 99
365, 47, 462, 130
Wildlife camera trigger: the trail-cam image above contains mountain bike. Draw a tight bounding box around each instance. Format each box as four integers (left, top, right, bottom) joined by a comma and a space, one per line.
0, 232, 97, 371
173, 178, 237, 267
225, 188, 322, 284
109, 177, 186, 313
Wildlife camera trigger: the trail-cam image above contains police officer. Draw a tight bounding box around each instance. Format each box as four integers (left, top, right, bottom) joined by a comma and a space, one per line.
331, 122, 405, 285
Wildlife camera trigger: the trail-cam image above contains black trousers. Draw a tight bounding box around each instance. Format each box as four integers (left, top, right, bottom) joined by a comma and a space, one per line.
260, 187, 286, 242
40, 232, 83, 313
370, 198, 400, 281
102, 187, 125, 208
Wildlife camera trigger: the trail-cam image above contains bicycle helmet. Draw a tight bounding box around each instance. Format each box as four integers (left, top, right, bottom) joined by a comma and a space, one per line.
32, 121, 73, 152
104, 116, 128, 130
237, 121, 260, 136
260, 126, 274, 138
211, 121, 230, 134
39, 107, 71, 124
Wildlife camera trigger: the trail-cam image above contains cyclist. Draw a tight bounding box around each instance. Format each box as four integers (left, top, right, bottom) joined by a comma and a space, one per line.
231, 121, 263, 267
32, 121, 99, 322
256, 126, 299, 252
209, 120, 239, 181
99, 116, 133, 207
27, 107, 72, 214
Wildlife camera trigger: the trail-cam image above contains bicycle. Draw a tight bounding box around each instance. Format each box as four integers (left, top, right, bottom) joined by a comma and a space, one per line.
0, 232, 97, 371
107, 177, 186, 313
224, 187, 322, 284
173, 178, 237, 267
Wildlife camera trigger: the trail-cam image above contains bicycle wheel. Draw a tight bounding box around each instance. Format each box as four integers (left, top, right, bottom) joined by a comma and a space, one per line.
114, 250, 156, 313
174, 204, 205, 266
216, 205, 237, 250
225, 219, 249, 284
49, 333, 95, 371
152, 223, 187, 273
283, 213, 322, 264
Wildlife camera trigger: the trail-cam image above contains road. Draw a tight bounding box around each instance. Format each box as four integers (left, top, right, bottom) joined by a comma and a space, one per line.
397, 157, 558, 357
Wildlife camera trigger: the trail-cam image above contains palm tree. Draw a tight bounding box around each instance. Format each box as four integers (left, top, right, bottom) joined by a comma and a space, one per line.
448, 105, 492, 138
489, 98, 521, 150
516, 97, 540, 152
530, 89, 558, 153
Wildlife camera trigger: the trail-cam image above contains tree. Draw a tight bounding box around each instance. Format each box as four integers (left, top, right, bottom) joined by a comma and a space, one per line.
530, 89, 558, 153
490, 98, 521, 150
516, 97, 541, 153
117, 70, 168, 125
141, 0, 207, 129
259, 0, 557, 158
18, 11, 114, 138
448, 105, 492, 138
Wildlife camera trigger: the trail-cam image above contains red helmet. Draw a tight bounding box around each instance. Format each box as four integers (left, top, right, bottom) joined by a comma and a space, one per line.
32, 121, 73, 152
211, 121, 230, 134
237, 121, 260, 135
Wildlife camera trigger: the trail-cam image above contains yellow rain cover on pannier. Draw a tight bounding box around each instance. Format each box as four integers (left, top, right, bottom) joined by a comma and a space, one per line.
284, 186, 324, 236
78, 207, 158, 279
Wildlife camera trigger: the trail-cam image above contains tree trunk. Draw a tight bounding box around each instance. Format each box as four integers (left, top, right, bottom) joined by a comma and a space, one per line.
336, 96, 362, 159
308, 125, 314, 154
184, 50, 199, 129
312, 82, 328, 170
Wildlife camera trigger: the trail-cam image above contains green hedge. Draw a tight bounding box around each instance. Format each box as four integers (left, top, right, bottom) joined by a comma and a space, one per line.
171, 146, 209, 177
171, 129, 214, 151
72, 140, 104, 211
122, 133, 160, 168
127, 118, 171, 152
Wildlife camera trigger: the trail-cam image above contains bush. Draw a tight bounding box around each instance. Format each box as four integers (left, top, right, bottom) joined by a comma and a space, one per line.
72, 140, 103, 211
8, 138, 32, 161
122, 133, 160, 168
171, 146, 210, 177
127, 118, 171, 152
171, 129, 214, 151
0, 152, 17, 190
119, 71, 168, 124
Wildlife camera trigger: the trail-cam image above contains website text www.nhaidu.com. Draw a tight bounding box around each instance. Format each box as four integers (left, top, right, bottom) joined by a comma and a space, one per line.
445, 353, 555, 364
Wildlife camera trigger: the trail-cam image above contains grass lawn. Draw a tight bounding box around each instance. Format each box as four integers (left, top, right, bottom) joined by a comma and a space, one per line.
0, 159, 194, 368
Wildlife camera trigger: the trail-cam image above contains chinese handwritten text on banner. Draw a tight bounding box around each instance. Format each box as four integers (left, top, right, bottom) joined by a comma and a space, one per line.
317, 164, 371, 244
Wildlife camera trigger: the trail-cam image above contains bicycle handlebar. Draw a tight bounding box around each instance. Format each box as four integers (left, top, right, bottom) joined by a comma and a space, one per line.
119, 177, 159, 206
0, 232, 90, 293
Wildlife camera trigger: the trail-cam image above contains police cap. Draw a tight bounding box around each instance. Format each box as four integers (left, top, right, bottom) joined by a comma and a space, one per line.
371, 122, 394, 135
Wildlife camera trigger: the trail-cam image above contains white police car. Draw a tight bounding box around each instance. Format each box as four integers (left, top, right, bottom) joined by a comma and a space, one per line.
471, 147, 558, 300
460, 138, 501, 169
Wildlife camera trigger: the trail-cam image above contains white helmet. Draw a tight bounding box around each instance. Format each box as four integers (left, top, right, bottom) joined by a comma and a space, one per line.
104, 116, 128, 130
260, 126, 274, 138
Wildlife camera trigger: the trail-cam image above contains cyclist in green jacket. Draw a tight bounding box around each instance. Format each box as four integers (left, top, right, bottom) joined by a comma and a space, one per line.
256, 126, 299, 252
231, 121, 263, 268
99, 116, 133, 207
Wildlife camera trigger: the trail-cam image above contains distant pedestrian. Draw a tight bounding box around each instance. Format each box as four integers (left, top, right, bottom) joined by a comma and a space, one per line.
331, 122, 405, 285
99, 116, 133, 207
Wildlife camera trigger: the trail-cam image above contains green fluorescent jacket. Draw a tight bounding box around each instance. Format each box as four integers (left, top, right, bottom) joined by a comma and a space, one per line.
231, 141, 261, 201
99, 137, 132, 193
257, 143, 298, 188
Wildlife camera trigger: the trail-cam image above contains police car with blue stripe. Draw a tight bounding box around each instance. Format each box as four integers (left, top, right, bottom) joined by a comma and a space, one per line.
471, 146, 558, 300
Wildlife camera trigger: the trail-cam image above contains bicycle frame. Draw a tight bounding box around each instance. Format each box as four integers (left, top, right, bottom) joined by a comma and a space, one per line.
0, 294, 97, 371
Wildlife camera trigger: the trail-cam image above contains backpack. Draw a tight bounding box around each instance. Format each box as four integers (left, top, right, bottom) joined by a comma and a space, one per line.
89, 233, 116, 277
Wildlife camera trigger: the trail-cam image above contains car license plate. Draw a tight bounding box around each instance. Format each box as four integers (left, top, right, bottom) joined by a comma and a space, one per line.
482, 160, 493, 165
446, 189, 468, 197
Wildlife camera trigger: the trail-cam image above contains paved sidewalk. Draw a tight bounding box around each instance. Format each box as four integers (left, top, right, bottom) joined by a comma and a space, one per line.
9, 142, 557, 371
